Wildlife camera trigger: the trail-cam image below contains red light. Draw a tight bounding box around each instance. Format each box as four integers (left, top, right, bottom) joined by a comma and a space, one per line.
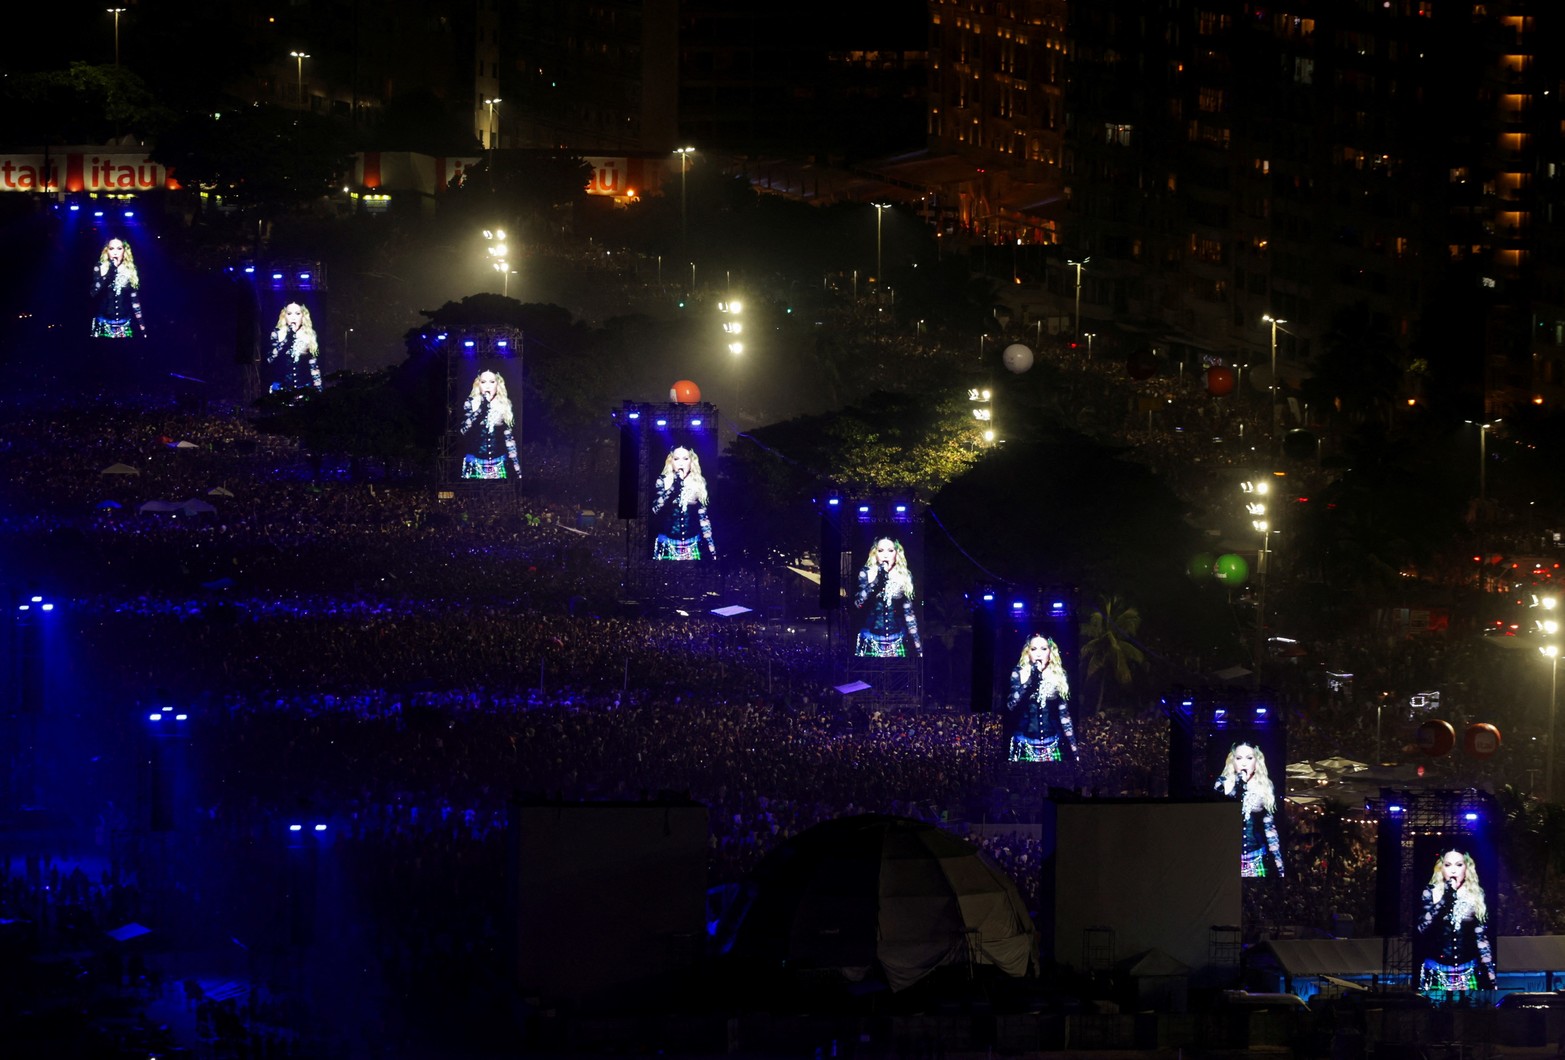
1296, 496, 1309, 503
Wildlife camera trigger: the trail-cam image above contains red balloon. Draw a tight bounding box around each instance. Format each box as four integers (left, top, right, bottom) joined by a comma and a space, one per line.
1206, 366, 1236, 397
1416, 719, 1456, 757
670, 379, 701, 404
1464, 723, 1502, 759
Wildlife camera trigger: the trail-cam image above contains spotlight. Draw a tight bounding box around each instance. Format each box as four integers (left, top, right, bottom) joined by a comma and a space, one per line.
690, 418, 702, 427
1388, 805, 1403, 814
148, 712, 162, 722
314, 823, 327, 832
1011, 601, 1024, 610
627, 411, 641, 420
1464, 812, 1479, 822
289, 824, 303, 832
655, 418, 667, 427
826, 497, 839, 506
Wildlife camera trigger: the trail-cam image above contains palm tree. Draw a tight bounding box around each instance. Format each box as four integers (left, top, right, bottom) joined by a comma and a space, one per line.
1079, 595, 1147, 712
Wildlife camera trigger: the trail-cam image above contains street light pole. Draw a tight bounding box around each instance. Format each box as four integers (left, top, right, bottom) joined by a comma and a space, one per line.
290, 51, 311, 108
1262, 314, 1286, 441
484, 98, 502, 153
674, 147, 695, 244
873, 202, 890, 283
1068, 257, 1090, 338
107, 8, 125, 66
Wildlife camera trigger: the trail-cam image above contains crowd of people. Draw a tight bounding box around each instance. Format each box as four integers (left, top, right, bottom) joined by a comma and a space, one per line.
0, 260, 1544, 1055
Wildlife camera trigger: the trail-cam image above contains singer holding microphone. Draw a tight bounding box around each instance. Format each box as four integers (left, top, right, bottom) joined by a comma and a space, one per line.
852, 536, 921, 657
1214, 740, 1284, 877
1416, 849, 1496, 993
89, 237, 146, 338
1005, 635, 1075, 762
651, 444, 716, 560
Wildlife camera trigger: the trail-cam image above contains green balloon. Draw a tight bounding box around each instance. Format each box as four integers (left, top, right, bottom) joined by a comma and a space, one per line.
1213, 553, 1249, 585
1187, 553, 1215, 580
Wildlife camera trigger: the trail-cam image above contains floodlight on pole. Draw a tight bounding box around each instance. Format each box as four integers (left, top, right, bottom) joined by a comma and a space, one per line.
1262, 314, 1287, 440
1068, 257, 1090, 338
107, 8, 125, 66
674, 147, 696, 243
872, 203, 891, 283
290, 51, 311, 108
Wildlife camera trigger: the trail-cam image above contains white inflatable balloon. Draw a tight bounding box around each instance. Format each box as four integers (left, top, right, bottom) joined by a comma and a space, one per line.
1002, 343, 1034, 374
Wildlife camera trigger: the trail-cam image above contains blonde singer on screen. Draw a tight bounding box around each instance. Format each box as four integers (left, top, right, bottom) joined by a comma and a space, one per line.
651, 445, 715, 560
1213, 741, 1284, 877
852, 537, 921, 657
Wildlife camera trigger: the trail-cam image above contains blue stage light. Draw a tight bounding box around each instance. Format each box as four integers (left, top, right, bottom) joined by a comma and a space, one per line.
981, 593, 994, 602
1214, 708, 1227, 718
895, 504, 907, 513
827, 497, 839, 506
41, 603, 53, 612
858, 505, 870, 514
16, 604, 28, 611
30, 596, 41, 603
68, 203, 80, 212
314, 823, 327, 832
1011, 601, 1024, 610
123, 210, 134, 218
1464, 812, 1479, 822
655, 418, 667, 427
627, 411, 640, 420
93, 210, 104, 218
271, 273, 283, 281
1255, 707, 1268, 716
243, 265, 255, 274
1388, 805, 1403, 814
496, 340, 508, 348
148, 713, 162, 722
289, 824, 303, 832
298, 272, 311, 280
174, 713, 188, 721
690, 418, 702, 427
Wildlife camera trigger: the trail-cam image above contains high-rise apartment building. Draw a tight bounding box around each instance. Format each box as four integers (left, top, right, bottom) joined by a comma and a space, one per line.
923, 1, 1565, 414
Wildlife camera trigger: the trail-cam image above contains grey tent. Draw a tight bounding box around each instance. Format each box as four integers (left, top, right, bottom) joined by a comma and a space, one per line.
728, 814, 1037, 991
100, 462, 140, 475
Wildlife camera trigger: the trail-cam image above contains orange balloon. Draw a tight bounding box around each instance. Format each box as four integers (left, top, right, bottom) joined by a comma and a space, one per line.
670, 379, 701, 404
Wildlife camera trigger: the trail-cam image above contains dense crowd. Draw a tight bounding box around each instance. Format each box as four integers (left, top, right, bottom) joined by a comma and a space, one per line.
1, 286, 1547, 1056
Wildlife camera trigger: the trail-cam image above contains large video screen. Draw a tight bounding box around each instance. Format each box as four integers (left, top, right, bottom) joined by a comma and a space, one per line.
453, 360, 523, 480
645, 418, 720, 562
998, 601, 1078, 764
1412, 832, 1499, 994
846, 507, 923, 659
263, 296, 326, 394
1205, 719, 1287, 879
89, 234, 148, 339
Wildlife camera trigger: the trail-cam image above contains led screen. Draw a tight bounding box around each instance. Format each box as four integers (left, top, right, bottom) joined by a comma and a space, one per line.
1205, 722, 1287, 879
264, 297, 325, 394
998, 607, 1078, 764
846, 511, 922, 659
1411, 832, 1499, 995
646, 421, 720, 562
453, 360, 523, 480
89, 234, 147, 339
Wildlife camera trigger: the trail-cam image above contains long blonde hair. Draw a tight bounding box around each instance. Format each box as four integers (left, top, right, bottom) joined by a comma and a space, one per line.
98, 238, 139, 291
466, 370, 515, 431
1016, 635, 1069, 701
273, 303, 319, 360
1218, 741, 1276, 815
1428, 850, 1488, 922
659, 446, 709, 508
864, 537, 915, 601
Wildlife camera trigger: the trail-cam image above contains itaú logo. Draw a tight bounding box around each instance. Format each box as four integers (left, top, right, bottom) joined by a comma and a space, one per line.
0, 153, 177, 193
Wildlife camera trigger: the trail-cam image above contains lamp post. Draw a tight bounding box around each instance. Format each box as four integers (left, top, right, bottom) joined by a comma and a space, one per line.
1068, 256, 1090, 338
1262, 314, 1286, 440
1244, 479, 1272, 673
674, 146, 695, 243
1083, 331, 1097, 359
290, 51, 311, 108
107, 8, 125, 66
1467, 418, 1501, 590
873, 202, 891, 283
483, 98, 502, 153
1541, 595, 1559, 800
